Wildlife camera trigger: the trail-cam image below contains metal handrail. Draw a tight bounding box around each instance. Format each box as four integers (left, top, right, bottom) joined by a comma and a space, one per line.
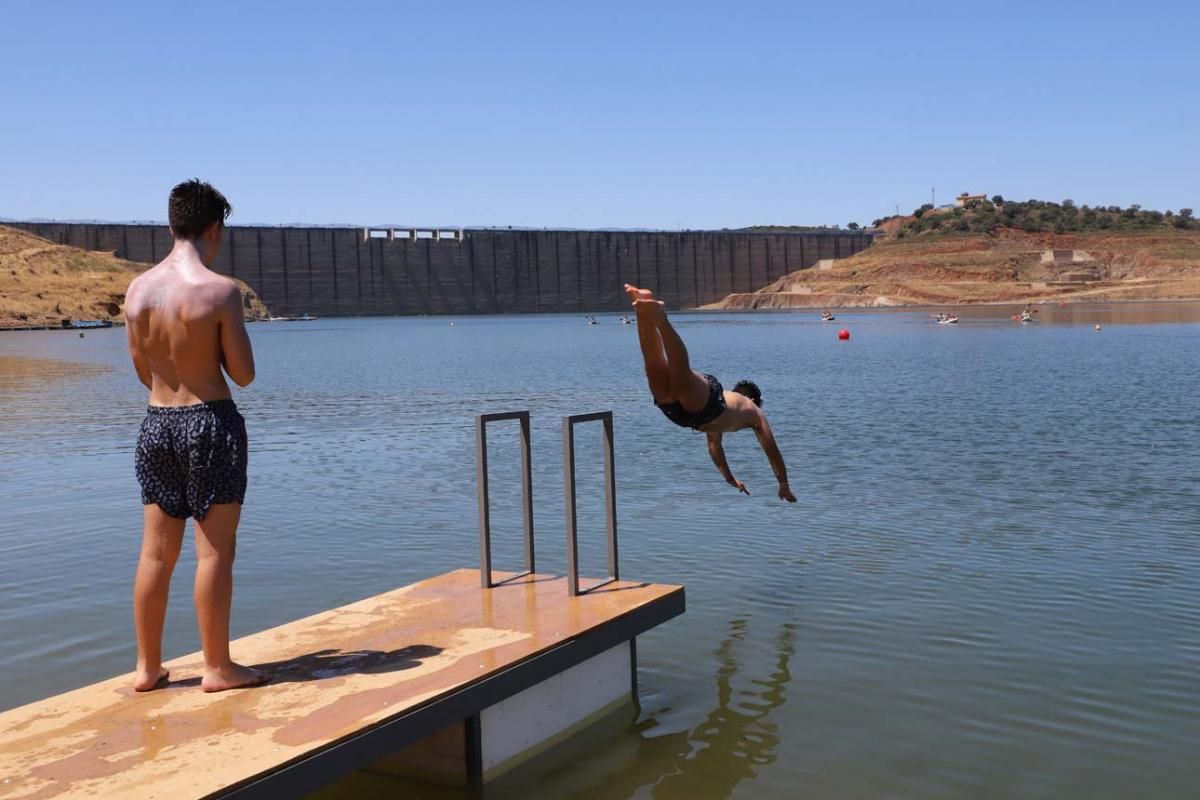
562, 411, 619, 596
476, 411, 534, 588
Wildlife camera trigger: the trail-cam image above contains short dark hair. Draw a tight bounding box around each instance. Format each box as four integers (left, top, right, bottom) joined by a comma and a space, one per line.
733, 380, 762, 407
168, 179, 231, 239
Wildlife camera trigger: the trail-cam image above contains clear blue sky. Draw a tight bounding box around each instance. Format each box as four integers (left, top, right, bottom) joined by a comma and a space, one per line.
1, 0, 1196, 229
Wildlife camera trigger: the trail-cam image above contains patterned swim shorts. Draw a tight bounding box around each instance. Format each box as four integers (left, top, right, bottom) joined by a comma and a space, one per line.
135, 400, 248, 520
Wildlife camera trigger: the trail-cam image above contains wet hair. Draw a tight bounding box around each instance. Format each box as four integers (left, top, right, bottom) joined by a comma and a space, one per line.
733, 380, 762, 407
168, 179, 231, 240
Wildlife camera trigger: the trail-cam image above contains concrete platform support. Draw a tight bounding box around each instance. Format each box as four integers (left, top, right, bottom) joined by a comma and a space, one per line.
372, 641, 634, 786
479, 640, 632, 779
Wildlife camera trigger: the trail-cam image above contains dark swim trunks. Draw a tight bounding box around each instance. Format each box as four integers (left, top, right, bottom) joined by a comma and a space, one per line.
135, 400, 248, 520
656, 373, 726, 430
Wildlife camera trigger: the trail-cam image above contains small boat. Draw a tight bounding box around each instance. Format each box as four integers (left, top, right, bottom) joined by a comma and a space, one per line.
1019, 312, 1034, 323
936, 315, 959, 324
821, 310, 835, 322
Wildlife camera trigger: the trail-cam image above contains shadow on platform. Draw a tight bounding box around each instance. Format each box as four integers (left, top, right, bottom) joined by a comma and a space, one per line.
171, 644, 445, 688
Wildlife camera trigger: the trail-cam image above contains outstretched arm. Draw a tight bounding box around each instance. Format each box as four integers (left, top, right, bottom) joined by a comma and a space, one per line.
754, 416, 796, 502
707, 433, 749, 495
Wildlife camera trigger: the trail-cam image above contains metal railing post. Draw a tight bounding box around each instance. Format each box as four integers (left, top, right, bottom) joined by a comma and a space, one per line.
476, 411, 534, 588
563, 411, 619, 596
563, 420, 579, 596
476, 416, 491, 587
602, 412, 618, 581
519, 412, 534, 573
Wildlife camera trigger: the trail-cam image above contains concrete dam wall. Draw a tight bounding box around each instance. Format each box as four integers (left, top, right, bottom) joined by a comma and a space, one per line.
7, 222, 873, 316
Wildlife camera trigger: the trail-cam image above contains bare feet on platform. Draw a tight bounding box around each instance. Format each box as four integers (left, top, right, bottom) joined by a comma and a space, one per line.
202, 663, 270, 693
132, 666, 170, 692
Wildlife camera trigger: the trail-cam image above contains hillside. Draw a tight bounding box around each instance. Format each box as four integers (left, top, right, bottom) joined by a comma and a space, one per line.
706, 228, 1200, 309
0, 225, 268, 328
876, 197, 1196, 237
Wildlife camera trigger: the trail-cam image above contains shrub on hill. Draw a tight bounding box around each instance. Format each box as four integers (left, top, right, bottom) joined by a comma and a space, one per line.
873, 199, 1197, 236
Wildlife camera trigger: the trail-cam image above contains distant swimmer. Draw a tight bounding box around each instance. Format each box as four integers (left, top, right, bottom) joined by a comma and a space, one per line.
124, 180, 268, 693
625, 284, 796, 502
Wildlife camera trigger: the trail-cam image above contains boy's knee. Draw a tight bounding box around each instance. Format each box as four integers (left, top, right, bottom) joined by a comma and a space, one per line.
197, 547, 236, 567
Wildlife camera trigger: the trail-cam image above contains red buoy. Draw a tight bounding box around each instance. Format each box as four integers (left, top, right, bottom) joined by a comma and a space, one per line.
838, 329, 850, 341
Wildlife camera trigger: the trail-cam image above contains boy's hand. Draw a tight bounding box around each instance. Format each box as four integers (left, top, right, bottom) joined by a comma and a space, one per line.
732, 479, 750, 495
778, 484, 796, 503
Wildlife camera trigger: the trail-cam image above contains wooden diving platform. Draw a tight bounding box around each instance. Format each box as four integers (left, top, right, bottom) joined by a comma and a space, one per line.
0, 569, 684, 799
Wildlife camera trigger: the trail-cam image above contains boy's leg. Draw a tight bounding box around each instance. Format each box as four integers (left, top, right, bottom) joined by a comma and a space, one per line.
133, 505, 185, 690
642, 300, 712, 412
194, 503, 268, 692
632, 292, 673, 402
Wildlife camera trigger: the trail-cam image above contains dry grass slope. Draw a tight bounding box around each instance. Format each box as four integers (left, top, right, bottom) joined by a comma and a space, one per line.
706, 228, 1200, 310
0, 225, 268, 328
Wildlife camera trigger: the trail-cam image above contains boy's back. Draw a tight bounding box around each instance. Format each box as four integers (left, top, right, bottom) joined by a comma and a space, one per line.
126, 259, 252, 406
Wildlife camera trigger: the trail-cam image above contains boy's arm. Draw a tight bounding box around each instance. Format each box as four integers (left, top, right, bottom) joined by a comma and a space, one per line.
125, 314, 152, 390
754, 416, 796, 502
124, 282, 152, 390
707, 432, 749, 494
218, 283, 256, 387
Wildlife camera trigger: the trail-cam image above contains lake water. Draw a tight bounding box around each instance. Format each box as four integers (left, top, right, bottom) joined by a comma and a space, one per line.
2, 303, 1199, 799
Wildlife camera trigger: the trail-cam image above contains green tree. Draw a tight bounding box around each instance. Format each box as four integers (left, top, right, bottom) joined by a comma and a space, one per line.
847, 222, 860, 230
991, 195, 1004, 205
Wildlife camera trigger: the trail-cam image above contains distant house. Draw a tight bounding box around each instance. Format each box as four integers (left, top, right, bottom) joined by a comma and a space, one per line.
956, 192, 987, 207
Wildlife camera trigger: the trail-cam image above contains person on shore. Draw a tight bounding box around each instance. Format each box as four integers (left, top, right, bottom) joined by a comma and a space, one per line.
625, 284, 796, 502
124, 179, 268, 693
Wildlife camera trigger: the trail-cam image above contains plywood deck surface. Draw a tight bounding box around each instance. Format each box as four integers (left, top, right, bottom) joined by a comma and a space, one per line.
0, 569, 682, 799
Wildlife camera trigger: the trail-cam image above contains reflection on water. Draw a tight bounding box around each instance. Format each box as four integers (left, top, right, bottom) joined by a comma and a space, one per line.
555, 619, 796, 800
0, 355, 110, 402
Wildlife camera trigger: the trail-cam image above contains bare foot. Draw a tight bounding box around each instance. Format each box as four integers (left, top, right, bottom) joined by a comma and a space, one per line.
201, 663, 270, 693
132, 667, 170, 692
634, 297, 665, 315
624, 284, 655, 303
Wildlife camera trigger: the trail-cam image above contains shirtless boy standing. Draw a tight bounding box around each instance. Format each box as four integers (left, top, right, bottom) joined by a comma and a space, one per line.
125, 179, 267, 692
625, 284, 796, 503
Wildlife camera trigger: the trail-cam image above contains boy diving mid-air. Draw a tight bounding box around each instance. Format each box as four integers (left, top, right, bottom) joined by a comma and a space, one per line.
625, 284, 796, 502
